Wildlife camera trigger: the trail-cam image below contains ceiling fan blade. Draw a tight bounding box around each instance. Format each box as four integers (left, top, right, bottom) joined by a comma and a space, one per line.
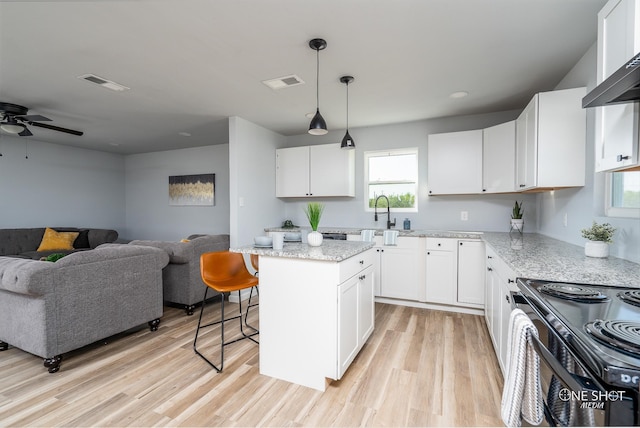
18, 127, 33, 137
29, 121, 83, 136
18, 114, 51, 122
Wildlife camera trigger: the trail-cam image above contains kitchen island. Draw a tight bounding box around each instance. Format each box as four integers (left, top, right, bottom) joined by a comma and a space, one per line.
232, 240, 375, 391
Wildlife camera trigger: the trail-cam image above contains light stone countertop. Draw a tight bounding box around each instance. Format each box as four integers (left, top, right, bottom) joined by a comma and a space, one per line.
231, 240, 375, 262
482, 232, 640, 288
265, 226, 484, 240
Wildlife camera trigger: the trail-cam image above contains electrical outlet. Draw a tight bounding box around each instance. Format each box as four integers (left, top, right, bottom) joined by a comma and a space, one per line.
563, 212, 568, 227
239, 197, 245, 207
461, 211, 468, 221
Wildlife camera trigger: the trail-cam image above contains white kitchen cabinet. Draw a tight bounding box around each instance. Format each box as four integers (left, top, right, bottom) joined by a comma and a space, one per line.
594, 0, 640, 172
338, 264, 374, 378
484, 245, 519, 375
515, 87, 587, 191
378, 236, 423, 301
258, 247, 375, 391
276, 143, 355, 197
425, 238, 457, 304
457, 240, 486, 306
427, 129, 483, 195
482, 121, 516, 193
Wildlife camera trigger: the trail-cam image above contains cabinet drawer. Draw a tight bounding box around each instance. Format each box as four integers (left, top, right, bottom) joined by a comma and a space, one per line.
426, 238, 456, 251
339, 248, 376, 283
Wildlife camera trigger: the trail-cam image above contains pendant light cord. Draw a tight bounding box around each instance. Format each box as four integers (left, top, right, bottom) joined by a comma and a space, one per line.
346, 82, 349, 130
316, 48, 320, 110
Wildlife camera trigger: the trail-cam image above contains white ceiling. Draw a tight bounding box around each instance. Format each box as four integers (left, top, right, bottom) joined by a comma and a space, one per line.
0, 0, 607, 155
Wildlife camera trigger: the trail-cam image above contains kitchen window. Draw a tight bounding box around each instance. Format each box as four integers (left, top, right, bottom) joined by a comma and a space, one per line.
364, 148, 418, 212
606, 171, 640, 218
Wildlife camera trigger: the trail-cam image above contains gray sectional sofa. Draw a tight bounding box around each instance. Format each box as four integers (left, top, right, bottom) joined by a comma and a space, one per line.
0, 243, 169, 373
0, 227, 118, 259
129, 234, 230, 315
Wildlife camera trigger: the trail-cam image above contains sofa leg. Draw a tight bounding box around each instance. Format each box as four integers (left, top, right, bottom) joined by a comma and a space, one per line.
44, 355, 62, 373
148, 319, 161, 331
0, 341, 8, 351
185, 305, 196, 316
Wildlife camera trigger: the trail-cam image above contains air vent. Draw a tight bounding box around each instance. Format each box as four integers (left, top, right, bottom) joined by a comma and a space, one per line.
262, 74, 305, 90
77, 74, 130, 92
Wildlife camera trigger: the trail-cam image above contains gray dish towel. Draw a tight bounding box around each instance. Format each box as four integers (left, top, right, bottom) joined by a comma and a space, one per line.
501, 308, 544, 427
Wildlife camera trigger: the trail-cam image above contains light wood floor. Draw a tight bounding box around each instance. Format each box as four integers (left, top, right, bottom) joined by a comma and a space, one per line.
0, 300, 504, 427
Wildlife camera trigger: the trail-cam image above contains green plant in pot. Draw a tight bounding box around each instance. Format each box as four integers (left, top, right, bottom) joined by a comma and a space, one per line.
581, 221, 616, 258
510, 201, 524, 233
304, 202, 325, 246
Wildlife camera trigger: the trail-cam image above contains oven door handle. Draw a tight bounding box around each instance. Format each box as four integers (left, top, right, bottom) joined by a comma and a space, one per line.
529, 333, 590, 393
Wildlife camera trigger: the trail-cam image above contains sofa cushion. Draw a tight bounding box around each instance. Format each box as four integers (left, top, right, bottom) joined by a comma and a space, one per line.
36, 228, 79, 252
53, 228, 90, 249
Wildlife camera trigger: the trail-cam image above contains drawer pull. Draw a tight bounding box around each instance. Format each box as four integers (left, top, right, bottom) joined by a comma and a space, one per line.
508, 279, 515, 283
359, 260, 364, 265
487, 267, 493, 272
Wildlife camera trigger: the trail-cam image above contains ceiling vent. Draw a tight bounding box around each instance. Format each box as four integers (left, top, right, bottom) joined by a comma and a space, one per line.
262, 75, 305, 90
77, 74, 130, 92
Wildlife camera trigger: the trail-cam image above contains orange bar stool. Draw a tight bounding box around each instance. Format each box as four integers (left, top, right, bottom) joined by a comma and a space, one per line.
193, 251, 259, 372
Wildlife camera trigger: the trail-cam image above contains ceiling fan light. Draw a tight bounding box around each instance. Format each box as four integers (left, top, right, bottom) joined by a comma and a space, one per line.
308, 109, 328, 135
0, 122, 25, 134
341, 130, 355, 149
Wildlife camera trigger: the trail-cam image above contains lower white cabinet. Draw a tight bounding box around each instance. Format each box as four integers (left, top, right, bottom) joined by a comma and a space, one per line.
484, 245, 519, 374
457, 240, 486, 306
337, 264, 374, 378
425, 238, 485, 308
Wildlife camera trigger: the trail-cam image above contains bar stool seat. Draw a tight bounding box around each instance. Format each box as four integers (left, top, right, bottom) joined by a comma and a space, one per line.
193, 251, 259, 372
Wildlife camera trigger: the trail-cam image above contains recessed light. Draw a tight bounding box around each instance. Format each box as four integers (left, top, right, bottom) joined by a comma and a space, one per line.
305, 112, 315, 119
178, 132, 192, 137
449, 91, 469, 99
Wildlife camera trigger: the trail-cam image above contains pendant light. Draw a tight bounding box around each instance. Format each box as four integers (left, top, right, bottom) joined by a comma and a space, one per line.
308, 38, 328, 135
340, 75, 355, 149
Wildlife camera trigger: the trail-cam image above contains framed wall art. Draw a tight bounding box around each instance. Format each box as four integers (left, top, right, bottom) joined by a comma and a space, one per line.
169, 173, 215, 206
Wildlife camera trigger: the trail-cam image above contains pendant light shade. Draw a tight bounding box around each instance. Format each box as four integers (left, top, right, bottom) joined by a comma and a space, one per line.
308, 38, 328, 135
340, 75, 355, 149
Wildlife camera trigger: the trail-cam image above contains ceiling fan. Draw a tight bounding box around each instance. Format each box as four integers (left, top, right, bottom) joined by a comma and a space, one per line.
0, 102, 83, 137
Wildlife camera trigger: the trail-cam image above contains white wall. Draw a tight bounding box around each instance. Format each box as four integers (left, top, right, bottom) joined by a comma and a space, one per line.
280, 111, 538, 233
228, 116, 287, 247
538, 43, 640, 263
124, 145, 230, 240
0, 136, 125, 230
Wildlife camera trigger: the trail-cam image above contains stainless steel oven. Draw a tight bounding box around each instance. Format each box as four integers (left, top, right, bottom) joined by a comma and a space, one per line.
513, 279, 639, 427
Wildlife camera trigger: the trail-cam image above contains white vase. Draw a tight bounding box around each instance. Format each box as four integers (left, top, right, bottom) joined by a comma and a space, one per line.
510, 218, 524, 233
307, 231, 323, 247
585, 241, 609, 258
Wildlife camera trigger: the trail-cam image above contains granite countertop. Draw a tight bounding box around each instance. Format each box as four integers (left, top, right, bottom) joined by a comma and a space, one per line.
482, 232, 640, 288
231, 240, 375, 262
265, 226, 483, 240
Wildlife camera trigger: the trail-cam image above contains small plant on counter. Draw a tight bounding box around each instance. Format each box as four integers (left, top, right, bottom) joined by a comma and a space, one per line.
581, 221, 616, 243
511, 201, 523, 219
304, 202, 324, 232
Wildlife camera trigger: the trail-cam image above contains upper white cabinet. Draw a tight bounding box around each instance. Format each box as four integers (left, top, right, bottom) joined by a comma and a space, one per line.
482, 121, 516, 193
515, 87, 587, 191
594, 0, 640, 172
427, 129, 483, 195
276, 143, 355, 197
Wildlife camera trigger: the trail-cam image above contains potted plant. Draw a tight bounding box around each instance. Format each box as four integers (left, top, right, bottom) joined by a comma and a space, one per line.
581, 221, 616, 258
510, 201, 524, 233
304, 202, 325, 247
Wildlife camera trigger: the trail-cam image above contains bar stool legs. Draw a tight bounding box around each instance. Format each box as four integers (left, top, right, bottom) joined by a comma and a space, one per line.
193, 287, 259, 372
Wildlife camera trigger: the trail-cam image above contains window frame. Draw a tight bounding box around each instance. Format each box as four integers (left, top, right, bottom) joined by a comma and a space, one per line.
604, 171, 640, 219
363, 147, 419, 213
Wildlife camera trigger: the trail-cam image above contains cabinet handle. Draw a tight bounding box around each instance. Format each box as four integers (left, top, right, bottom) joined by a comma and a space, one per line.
487, 267, 493, 271
508, 279, 515, 283
359, 275, 366, 280
487, 255, 493, 259
505, 295, 510, 304
427, 251, 430, 255
376, 249, 380, 252
437, 243, 441, 247
459, 242, 463, 246
482, 189, 486, 192
617, 154, 630, 162
359, 260, 364, 265
519, 184, 525, 188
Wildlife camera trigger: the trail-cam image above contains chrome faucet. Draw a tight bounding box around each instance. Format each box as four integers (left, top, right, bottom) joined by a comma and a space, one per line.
374, 195, 396, 229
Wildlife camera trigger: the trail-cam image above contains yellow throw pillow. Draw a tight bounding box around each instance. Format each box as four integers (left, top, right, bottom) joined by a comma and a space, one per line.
37, 228, 79, 251
180, 239, 190, 243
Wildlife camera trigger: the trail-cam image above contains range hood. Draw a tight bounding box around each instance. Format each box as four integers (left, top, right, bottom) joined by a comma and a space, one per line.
582, 52, 640, 108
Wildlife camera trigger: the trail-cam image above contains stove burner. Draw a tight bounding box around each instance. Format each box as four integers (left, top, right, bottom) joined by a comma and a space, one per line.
538, 283, 609, 302
618, 289, 640, 307
585, 320, 640, 356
